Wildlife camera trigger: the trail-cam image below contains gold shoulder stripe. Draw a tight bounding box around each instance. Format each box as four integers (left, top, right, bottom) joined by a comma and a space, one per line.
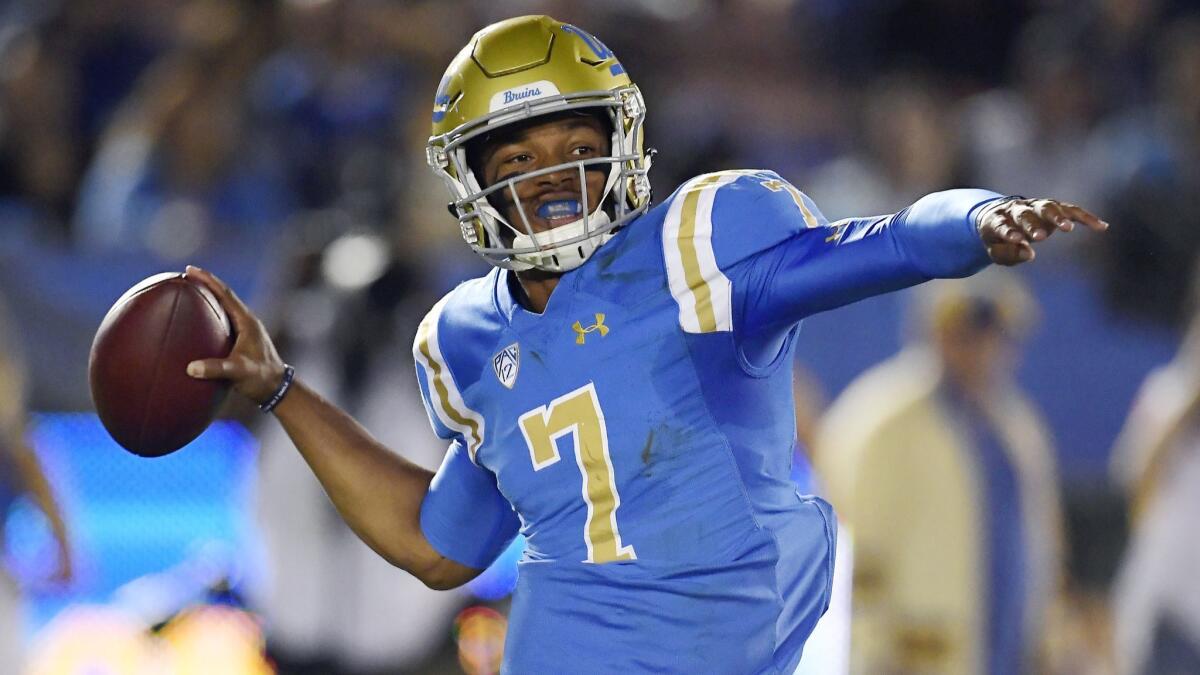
676, 174, 726, 332
414, 298, 486, 461
663, 172, 741, 333
759, 176, 820, 228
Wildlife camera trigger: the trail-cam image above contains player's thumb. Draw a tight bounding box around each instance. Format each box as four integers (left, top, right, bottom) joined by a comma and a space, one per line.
187, 358, 239, 380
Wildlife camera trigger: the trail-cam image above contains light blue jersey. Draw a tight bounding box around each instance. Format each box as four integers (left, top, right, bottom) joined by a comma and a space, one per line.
414, 170, 1000, 674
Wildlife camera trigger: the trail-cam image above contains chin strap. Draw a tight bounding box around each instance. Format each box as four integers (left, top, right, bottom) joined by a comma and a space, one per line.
511, 210, 614, 272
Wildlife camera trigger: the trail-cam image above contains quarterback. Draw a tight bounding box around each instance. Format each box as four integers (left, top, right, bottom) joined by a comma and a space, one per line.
185, 15, 1106, 674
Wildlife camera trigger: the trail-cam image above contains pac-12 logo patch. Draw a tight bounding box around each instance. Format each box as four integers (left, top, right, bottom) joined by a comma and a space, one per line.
492, 343, 520, 389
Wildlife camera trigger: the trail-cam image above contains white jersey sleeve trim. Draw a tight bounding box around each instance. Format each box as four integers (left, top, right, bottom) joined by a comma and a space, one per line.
413, 295, 487, 462
662, 171, 743, 333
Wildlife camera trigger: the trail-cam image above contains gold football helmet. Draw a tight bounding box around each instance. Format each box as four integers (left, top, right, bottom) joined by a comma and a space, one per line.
426, 16, 652, 272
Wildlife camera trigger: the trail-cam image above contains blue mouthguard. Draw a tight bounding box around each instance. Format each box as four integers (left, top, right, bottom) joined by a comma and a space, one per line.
535, 200, 582, 220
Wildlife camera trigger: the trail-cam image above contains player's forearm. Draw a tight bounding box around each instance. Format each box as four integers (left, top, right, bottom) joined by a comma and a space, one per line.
889, 188, 1003, 278
742, 189, 1003, 333
271, 379, 451, 582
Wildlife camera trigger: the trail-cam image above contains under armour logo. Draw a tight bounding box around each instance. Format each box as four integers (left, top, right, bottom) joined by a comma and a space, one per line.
572, 313, 609, 345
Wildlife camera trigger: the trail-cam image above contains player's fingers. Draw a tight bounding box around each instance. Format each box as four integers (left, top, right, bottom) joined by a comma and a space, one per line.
186, 357, 247, 381
981, 212, 1025, 245
1058, 202, 1109, 232
184, 266, 255, 331
988, 241, 1035, 266
1034, 200, 1074, 232
1012, 204, 1051, 241
187, 355, 281, 403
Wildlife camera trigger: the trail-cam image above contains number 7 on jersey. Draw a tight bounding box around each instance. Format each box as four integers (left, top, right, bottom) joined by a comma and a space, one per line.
518, 382, 636, 563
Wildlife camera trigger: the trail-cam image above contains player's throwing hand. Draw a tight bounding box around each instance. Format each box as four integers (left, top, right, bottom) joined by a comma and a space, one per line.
183, 265, 287, 405
978, 198, 1108, 265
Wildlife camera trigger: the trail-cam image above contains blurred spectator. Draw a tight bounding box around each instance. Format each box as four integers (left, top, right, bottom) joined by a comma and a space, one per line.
73, 0, 293, 263
1091, 15, 1200, 329
807, 70, 962, 220
960, 13, 1105, 213
0, 22, 83, 242
816, 271, 1064, 674
1082, 0, 1165, 110
0, 296, 72, 672
251, 0, 411, 218
834, 0, 1032, 88
1110, 266, 1200, 674
60, 0, 175, 145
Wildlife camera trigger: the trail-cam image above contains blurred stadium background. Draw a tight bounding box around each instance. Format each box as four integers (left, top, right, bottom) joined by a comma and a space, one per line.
0, 0, 1197, 672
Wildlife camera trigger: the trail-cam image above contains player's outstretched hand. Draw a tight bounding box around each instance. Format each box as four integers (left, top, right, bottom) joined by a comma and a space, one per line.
183, 265, 286, 405
978, 198, 1108, 266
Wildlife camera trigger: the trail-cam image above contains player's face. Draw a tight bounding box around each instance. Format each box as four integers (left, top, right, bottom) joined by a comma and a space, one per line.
479, 115, 610, 235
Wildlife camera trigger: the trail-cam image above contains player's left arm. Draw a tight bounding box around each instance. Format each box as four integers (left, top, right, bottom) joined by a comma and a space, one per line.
730, 183, 1106, 339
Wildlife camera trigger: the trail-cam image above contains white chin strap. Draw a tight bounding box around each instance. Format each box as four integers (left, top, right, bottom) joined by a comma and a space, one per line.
511, 210, 613, 272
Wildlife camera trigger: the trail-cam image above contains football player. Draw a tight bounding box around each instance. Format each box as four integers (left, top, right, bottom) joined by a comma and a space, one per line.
185, 15, 1106, 674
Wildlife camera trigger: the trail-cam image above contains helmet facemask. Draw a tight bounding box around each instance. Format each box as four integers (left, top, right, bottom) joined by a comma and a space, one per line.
427, 86, 652, 272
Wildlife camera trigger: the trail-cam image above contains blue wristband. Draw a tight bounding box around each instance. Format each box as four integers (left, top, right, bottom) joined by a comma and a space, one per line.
260, 364, 295, 413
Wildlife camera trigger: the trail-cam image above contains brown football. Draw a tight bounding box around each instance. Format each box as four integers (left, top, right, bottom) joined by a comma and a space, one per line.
89, 272, 234, 457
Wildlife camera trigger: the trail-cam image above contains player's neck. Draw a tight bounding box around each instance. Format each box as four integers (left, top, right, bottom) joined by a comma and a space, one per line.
512, 269, 562, 314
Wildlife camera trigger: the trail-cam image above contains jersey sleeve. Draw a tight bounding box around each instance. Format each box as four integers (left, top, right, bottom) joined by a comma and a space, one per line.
413, 354, 456, 441
412, 288, 516, 568
412, 294, 487, 461
660, 170, 1000, 340
733, 187, 1000, 337
662, 170, 824, 334
420, 439, 521, 569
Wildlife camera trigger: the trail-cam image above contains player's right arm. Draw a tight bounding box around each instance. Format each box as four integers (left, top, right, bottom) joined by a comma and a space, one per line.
183, 266, 489, 590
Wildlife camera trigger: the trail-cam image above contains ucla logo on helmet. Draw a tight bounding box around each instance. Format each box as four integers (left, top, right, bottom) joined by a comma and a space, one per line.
561, 24, 625, 76
432, 75, 452, 123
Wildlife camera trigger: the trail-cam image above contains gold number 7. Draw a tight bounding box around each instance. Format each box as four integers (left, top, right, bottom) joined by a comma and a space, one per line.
518, 382, 636, 563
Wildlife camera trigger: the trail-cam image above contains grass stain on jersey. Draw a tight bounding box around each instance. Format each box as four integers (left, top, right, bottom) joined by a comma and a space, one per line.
640, 428, 656, 477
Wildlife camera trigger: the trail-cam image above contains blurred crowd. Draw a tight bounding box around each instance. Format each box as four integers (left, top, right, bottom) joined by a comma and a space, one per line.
0, 0, 1198, 325
0, 0, 1198, 395
3, 0, 1200, 673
